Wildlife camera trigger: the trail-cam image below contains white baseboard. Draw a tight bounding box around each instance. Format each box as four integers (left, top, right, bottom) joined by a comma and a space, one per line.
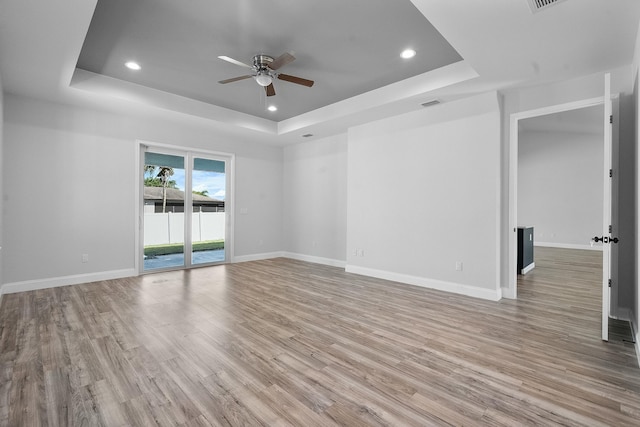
535, 242, 603, 251
501, 286, 516, 299
232, 251, 285, 263
345, 264, 502, 301
233, 251, 347, 269
0, 252, 345, 297
281, 252, 346, 268
521, 262, 535, 275
0, 268, 137, 295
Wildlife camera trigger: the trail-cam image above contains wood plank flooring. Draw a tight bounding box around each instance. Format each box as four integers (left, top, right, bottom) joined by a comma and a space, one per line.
1, 247, 639, 426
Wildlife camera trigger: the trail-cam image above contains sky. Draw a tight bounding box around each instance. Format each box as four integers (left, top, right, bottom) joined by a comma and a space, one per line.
151, 168, 226, 200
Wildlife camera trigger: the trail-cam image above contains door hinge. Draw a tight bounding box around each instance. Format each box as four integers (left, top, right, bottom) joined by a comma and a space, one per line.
610, 115, 613, 124
609, 225, 612, 233
609, 169, 613, 178
608, 279, 612, 287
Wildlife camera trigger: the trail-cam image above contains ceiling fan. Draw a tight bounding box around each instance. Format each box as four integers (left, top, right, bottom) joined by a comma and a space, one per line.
218, 52, 314, 97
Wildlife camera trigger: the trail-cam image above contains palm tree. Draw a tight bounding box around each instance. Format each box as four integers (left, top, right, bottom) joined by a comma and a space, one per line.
157, 166, 174, 213
144, 165, 156, 176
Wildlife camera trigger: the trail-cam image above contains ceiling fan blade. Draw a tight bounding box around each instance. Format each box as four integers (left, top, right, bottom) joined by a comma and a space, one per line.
265, 83, 276, 97
278, 73, 314, 87
269, 52, 296, 70
218, 55, 252, 68
218, 75, 252, 84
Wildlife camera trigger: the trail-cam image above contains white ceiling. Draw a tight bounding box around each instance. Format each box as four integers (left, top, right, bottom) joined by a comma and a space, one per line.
1, 0, 639, 145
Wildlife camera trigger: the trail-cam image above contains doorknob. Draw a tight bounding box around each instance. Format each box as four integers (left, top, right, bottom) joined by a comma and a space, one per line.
593, 236, 620, 243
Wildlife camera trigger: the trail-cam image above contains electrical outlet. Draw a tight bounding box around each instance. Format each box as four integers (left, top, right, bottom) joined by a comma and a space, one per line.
455, 261, 463, 271
82, 253, 89, 263
358, 249, 365, 257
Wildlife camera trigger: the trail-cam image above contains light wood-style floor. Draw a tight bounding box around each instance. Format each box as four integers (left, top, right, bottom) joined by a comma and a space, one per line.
1, 247, 639, 426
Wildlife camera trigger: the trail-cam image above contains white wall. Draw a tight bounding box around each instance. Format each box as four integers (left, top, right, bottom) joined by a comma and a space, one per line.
633, 24, 640, 344
518, 129, 603, 248
617, 91, 637, 321
283, 134, 347, 265
2, 94, 282, 288
0, 73, 3, 289
233, 153, 283, 259
346, 92, 502, 300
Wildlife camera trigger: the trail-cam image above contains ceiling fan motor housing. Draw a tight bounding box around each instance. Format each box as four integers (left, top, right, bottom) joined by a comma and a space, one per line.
253, 55, 274, 70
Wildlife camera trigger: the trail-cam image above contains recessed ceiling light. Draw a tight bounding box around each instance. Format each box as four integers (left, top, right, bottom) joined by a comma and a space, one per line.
400, 49, 416, 59
125, 61, 141, 70
267, 105, 278, 112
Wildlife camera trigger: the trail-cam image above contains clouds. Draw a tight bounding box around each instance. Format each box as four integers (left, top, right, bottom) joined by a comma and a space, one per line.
193, 170, 226, 200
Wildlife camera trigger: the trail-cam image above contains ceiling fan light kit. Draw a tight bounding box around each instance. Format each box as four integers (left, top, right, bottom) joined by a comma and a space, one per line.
218, 52, 314, 97
254, 71, 273, 87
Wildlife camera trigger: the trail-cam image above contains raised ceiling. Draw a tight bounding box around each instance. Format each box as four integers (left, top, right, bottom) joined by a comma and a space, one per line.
76, 0, 462, 121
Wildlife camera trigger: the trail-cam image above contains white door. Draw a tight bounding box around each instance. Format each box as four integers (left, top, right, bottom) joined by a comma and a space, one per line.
601, 73, 613, 341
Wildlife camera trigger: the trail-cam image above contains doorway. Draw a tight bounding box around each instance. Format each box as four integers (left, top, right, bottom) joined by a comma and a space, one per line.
517, 105, 605, 253
139, 144, 233, 272
508, 87, 619, 341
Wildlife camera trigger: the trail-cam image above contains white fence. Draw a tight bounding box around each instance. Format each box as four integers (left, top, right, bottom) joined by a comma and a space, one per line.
144, 212, 225, 245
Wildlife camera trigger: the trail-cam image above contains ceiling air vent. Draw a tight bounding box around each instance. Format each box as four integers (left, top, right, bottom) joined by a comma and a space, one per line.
526, 0, 567, 13
421, 99, 440, 108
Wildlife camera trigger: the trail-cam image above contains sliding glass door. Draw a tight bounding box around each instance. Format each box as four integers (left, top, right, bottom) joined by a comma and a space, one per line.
142, 147, 229, 272
191, 157, 226, 266
143, 151, 186, 271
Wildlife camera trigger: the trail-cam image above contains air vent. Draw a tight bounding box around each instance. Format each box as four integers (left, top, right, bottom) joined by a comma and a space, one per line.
526, 0, 567, 13
421, 99, 441, 108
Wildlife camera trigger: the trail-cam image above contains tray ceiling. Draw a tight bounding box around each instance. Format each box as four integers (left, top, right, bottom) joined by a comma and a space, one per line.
75, 0, 462, 121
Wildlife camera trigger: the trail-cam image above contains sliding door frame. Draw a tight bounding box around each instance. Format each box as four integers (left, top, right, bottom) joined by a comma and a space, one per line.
134, 140, 235, 274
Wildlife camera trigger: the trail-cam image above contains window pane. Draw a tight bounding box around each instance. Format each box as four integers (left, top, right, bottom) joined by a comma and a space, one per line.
191, 157, 226, 265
